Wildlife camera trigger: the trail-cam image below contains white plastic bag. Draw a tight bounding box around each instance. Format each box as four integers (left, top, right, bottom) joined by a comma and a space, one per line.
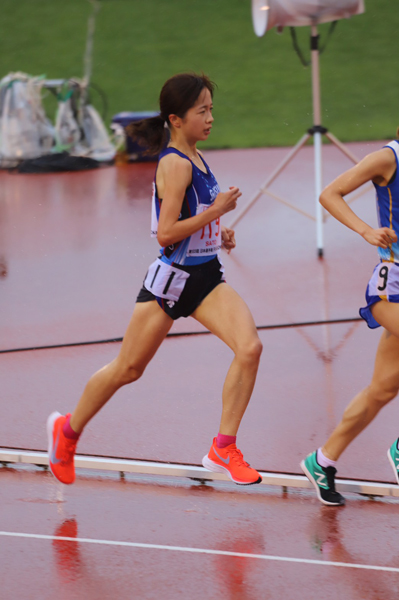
0, 73, 55, 167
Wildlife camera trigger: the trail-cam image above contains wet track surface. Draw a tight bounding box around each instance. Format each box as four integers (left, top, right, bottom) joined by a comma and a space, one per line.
1, 468, 399, 600
1, 142, 399, 598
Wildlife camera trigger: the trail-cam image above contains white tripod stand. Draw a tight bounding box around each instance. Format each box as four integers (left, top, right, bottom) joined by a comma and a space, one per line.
229, 25, 360, 258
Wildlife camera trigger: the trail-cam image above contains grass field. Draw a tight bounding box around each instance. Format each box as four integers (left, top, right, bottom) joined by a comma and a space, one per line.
0, 0, 397, 149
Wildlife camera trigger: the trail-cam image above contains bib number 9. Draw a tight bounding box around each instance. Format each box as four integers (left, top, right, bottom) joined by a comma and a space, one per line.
377, 264, 390, 292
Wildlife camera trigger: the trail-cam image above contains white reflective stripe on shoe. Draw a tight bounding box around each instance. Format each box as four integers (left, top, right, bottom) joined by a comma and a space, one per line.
202, 455, 256, 485
202, 454, 228, 475
46, 411, 62, 479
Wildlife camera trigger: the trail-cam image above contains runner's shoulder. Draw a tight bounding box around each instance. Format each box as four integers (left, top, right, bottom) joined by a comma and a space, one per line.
158, 152, 191, 187
159, 151, 192, 172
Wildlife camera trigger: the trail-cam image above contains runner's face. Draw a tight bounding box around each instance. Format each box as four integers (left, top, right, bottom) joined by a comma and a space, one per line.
181, 88, 214, 142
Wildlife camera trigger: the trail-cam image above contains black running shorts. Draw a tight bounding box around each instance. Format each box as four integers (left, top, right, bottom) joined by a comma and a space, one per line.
136, 256, 225, 320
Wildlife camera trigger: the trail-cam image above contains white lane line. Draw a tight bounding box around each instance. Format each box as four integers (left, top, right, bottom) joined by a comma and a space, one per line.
1, 531, 398, 573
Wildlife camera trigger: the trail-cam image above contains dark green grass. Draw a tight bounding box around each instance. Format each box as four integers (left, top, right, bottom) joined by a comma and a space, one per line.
0, 0, 397, 148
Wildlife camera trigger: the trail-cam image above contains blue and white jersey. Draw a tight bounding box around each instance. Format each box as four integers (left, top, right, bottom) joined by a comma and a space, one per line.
151, 147, 221, 266
374, 140, 399, 263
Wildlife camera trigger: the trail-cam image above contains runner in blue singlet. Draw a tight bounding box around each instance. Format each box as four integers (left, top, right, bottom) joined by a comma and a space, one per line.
46, 73, 263, 488
152, 147, 222, 266
301, 137, 399, 506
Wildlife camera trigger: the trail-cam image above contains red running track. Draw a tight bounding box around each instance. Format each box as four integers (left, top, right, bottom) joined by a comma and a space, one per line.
1, 142, 399, 598
1, 468, 399, 599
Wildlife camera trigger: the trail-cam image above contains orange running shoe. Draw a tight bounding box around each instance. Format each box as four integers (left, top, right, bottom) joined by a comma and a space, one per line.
202, 438, 262, 485
47, 412, 77, 485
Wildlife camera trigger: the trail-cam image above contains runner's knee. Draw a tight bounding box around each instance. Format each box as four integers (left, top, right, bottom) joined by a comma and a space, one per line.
368, 382, 399, 407
115, 361, 145, 385
236, 337, 263, 365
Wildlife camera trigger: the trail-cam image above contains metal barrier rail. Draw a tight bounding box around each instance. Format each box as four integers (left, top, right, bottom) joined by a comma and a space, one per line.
1, 448, 398, 498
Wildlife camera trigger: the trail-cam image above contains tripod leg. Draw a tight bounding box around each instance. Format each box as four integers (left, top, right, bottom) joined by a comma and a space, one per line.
229, 133, 311, 228
325, 132, 359, 164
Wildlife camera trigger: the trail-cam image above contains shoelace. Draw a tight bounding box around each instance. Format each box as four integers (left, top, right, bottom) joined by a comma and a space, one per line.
60, 438, 77, 464
229, 446, 250, 468
325, 466, 338, 491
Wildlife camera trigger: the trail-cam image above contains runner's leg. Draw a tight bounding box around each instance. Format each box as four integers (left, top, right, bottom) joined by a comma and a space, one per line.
192, 283, 262, 436
193, 283, 263, 484
323, 301, 399, 461
70, 301, 173, 433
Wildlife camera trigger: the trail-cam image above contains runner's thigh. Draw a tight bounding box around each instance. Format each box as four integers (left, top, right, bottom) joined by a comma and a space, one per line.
370, 328, 399, 394
191, 283, 259, 353
118, 300, 173, 369
372, 301, 399, 339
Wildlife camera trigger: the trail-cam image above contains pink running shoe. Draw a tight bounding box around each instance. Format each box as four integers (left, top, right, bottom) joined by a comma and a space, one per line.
202, 438, 262, 485
47, 412, 77, 485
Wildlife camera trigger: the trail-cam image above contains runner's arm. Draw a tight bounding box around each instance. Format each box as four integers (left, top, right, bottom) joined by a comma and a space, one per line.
320, 150, 398, 248
157, 155, 240, 247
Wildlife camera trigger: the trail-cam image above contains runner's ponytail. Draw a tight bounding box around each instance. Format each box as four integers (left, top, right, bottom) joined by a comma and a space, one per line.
127, 73, 215, 156
126, 115, 167, 156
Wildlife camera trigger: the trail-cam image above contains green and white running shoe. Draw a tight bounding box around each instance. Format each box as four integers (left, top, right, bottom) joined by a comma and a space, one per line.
300, 451, 345, 506
387, 439, 399, 484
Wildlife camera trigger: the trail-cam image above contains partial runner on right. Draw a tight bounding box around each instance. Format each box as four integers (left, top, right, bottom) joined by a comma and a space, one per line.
301, 135, 399, 506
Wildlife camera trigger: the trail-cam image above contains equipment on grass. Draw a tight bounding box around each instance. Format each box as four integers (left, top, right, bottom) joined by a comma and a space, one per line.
0, 74, 115, 169
0, 0, 115, 170
53, 79, 115, 162
0, 73, 55, 168
230, 0, 365, 257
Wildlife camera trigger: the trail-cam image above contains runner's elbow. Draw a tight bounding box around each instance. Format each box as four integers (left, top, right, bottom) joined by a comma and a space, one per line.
319, 191, 328, 207
157, 224, 171, 246
157, 231, 173, 247
320, 188, 341, 209
157, 225, 183, 247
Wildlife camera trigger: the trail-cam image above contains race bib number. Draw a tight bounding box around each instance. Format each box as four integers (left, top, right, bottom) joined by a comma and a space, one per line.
187, 204, 222, 257
377, 263, 392, 292
369, 262, 394, 296
144, 258, 190, 301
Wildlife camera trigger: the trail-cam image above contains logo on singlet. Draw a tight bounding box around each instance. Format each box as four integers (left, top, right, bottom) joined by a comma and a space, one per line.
208, 184, 220, 202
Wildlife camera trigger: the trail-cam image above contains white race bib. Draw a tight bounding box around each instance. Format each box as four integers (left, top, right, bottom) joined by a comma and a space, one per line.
187, 204, 221, 258
144, 258, 190, 301
367, 262, 399, 299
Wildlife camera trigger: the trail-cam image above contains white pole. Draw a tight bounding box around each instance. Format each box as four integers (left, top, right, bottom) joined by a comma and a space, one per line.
314, 131, 323, 255
82, 0, 101, 106
311, 24, 324, 257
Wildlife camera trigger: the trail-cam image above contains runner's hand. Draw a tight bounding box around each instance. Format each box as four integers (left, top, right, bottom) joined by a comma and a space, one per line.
363, 227, 397, 248
214, 187, 241, 216
222, 226, 236, 253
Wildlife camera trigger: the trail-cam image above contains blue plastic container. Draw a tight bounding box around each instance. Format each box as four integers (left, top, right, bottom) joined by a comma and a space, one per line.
111, 111, 168, 162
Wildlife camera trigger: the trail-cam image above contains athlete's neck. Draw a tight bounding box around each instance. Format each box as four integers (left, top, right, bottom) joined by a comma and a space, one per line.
168, 141, 199, 161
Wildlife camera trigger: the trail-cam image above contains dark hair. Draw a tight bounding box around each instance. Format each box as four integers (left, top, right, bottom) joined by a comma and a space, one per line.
126, 72, 215, 155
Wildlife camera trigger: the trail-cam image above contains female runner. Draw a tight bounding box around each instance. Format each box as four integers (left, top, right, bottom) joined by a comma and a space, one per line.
47, 73, 263, 486
301, 137, 399, 505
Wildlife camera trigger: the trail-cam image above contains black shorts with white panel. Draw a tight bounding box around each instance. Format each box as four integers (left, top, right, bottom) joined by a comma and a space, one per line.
136, 255, 225, 320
